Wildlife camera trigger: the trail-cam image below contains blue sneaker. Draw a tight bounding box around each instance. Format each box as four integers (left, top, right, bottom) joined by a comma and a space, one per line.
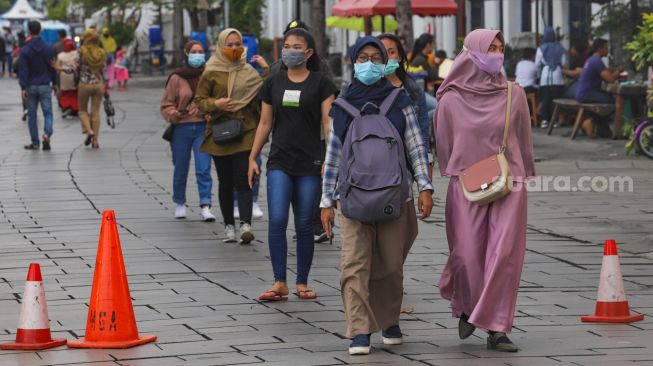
348, 334, 371, 355
382, 325, 403, 345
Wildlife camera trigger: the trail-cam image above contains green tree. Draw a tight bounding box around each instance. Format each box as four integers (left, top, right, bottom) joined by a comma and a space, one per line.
0, 0, 11, 14
228, 0, 266, 37
47, 0, 70, 22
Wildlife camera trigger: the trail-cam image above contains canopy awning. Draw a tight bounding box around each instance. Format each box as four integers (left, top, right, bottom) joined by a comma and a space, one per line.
0, 0, 45, 20
326, 15, 398, 32
332, 0, 359, 17
333, 0, 458, 18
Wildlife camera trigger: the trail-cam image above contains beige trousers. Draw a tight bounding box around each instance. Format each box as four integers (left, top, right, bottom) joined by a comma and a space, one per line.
78, 83, 104, 136
338, 202, 418, 338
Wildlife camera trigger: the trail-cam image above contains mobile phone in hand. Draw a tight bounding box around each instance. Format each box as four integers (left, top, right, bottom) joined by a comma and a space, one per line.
178, 109, 188, 115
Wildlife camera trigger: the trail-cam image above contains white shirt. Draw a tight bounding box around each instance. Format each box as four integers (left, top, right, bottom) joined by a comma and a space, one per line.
535, 47, 566, 86
515, 60, 538, 88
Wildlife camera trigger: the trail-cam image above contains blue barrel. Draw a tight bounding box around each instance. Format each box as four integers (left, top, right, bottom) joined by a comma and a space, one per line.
190, 31, 208, 51
149, 27, 163, 46
40, 29, 58, 45
242, 35, 258, 63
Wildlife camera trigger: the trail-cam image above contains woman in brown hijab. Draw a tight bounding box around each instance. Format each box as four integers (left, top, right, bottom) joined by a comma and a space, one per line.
195, 28, 269, 244
78, 29, 107, 148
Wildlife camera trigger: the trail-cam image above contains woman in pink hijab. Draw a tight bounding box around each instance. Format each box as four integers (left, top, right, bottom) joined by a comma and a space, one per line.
434, 29, 535, 352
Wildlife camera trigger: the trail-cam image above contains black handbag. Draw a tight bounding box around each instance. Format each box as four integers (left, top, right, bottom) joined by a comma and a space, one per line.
211, 119, 243, 144
162, 124, 174, 142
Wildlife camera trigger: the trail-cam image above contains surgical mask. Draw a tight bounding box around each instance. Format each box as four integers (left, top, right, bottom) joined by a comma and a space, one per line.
281, 49, 307, 69
384, 59, 401, 75
223, 47, 244, 62
464, 45, 504, 76
188, 53, 206, 68
354, 61, 385, 85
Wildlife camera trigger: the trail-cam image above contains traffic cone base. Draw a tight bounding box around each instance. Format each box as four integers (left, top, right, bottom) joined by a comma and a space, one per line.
0, 263, 67, 350
581, 240, 645, 324
67, 334, 156, 349
0, 336, 67, 351
581, 301, 644, 323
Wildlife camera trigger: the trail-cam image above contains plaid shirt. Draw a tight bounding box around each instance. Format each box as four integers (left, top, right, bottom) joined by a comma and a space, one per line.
320, 105, 434, 208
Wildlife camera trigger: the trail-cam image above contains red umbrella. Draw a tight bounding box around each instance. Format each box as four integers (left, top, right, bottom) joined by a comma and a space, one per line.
332, 0, 360, 17
340, 0, 458, 17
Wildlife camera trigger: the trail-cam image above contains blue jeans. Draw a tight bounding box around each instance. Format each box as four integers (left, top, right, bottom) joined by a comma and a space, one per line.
267, 169, 321, 284
26, 85, 54, 145
171, 122, 212, 206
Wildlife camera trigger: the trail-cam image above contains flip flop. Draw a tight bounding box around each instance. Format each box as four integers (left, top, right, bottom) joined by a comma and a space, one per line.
258, 290, 288, 302
296, 289, 317, 300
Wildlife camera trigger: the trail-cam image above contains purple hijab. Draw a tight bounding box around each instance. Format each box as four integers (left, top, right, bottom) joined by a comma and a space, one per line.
434, 29, 535, 181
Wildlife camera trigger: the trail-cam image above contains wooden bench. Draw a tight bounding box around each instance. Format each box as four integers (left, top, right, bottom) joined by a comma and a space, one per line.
547, 99, 615, 139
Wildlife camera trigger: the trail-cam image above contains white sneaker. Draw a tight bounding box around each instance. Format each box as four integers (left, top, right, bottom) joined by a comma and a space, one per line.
252, 202, 264, 220
234, 205, 240, 220
240, 223, 254, 244
224, 225, 237, 243
175, 204, 186, 219
200, 206, 216, 222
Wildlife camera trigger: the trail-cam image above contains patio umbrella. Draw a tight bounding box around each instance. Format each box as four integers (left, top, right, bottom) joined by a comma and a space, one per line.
326, 15, 398, 32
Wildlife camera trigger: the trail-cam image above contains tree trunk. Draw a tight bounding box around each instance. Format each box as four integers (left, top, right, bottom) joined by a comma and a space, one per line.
312, 0, 327, 57
106, 6, 113, 24
198, 0, 209, 31
396, 0, 413, 51
171, 1, 185, 68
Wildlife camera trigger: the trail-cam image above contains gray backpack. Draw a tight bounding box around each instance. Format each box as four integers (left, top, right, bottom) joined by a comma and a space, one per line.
335, 89, 411, 222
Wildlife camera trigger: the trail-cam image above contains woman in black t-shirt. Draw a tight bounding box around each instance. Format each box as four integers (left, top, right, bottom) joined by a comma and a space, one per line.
248, 28, 337, 301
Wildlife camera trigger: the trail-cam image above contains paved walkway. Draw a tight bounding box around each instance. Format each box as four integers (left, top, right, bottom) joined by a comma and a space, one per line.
0, 76, 651, 366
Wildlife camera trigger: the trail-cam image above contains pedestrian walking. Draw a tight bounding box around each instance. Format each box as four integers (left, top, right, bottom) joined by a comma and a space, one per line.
77, 29, 108, 149
56, 39, 79, 117
52, 29, 67, 56
434, 29, 535, 352
115, 45, 129, 91
19, 21, 57, 151
101, 27, 117, 89
195, 28, 269, 244
378, 34, 430, 154
4, 27, 16, 78
0, 34, 6, 77
248, 28, 337, 302
320, 36, 433, 355
160, 41, 216, 222
536, 27, 566, 129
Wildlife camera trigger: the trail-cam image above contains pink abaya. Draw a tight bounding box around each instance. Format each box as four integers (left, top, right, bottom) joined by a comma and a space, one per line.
434, 29, 536, 333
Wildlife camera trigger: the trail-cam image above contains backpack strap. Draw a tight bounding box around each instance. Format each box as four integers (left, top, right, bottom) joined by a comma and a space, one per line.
379, 88, 402, 116
333, 98, 361, 118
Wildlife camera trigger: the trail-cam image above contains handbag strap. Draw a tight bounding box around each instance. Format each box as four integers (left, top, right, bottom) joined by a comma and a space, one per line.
500, 82, 513, 153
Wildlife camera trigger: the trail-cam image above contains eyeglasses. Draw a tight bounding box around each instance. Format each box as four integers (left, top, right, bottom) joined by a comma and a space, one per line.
356, 53, 385, 64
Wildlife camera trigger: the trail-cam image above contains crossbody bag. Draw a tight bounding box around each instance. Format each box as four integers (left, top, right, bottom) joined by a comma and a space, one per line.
458, 82, 513, 205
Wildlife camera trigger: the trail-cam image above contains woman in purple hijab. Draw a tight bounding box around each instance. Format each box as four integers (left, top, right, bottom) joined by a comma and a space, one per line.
434, 29, 535, 352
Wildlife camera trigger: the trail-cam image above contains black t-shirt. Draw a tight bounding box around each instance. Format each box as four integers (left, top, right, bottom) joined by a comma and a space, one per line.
261, 70, 337, 176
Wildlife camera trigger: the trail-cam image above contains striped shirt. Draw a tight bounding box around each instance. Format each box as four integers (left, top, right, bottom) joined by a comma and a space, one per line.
320, 105, 434, 208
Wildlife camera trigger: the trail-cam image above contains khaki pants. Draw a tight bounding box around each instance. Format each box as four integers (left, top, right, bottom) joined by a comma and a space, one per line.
338, 202, 418, 338
78, 83, 104, 136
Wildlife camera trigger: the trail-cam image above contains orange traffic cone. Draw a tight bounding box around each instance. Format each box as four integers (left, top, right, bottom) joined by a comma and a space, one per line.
581, 239, 645, 323
68, 210, 156, 348
0, 263, 67, 350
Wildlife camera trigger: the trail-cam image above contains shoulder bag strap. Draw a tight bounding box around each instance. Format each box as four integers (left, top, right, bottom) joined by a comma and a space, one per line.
500, 82, 513, 153
333, 98, 361, 118
379, 88, 402, 116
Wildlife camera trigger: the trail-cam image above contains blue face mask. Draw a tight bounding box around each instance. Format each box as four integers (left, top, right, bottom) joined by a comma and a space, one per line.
188, 53, 206, 68
384, 59, 401, 75
354, 61, 385, 85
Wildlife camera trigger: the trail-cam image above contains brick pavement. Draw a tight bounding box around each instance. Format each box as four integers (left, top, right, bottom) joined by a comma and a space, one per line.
0, 76, 651, 366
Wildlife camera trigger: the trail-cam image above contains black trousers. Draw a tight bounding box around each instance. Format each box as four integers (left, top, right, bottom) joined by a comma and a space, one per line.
540, 85, 564, 122
213, 151, 252, 225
